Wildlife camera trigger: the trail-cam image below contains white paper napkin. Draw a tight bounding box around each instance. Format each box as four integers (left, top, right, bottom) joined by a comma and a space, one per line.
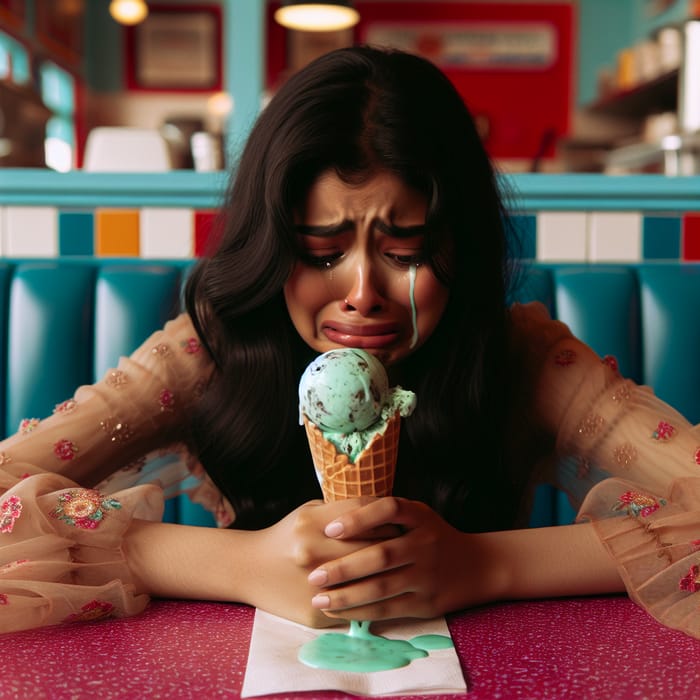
241, 609, 467, 697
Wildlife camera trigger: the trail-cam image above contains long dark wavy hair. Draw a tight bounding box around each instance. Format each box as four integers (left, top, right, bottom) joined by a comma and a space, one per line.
184, 45, 523, 532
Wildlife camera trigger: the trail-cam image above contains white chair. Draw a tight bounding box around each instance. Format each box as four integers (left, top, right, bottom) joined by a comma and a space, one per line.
83, 127, 173, 172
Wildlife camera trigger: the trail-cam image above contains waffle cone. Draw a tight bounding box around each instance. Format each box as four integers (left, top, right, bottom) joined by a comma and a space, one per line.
303, 412, 400, 502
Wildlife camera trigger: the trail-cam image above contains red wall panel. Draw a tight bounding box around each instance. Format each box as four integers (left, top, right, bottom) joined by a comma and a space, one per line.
267, 2, 575, 162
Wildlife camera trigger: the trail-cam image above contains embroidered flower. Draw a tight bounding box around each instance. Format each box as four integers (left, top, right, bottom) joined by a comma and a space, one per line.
554, 349, 576, 367
613, 443, 637, 468
0, 594, 8, 605
614, 490, 666, 518
193, 379, 207, 399
53, 399, 77, 415
0, 496, 22, 534
50, 490, 121, 530
577, 414, 605, 437
691, 540, 700, 552
0, 453, 11, 466
612, 384, 631, 403
181, 337, 201, 354
19, 418, 40, 434
602, 355, 620, 374
53, 439, 78, 461
63, 600, 115, 623
151, 342, 172, 358
679, 565, 700, 593
105, 370, 128, 389
99, 417, 133, 444
0, 559, 28, 573
159, 388, 175, 412
695, 447, 700, 466
652, 421, 675, 441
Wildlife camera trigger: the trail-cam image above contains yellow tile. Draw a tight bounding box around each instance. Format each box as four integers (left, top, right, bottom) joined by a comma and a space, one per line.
95, 209, 140, 256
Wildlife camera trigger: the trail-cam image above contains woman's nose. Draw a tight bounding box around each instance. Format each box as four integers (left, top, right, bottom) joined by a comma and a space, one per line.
342, 259, 384, 315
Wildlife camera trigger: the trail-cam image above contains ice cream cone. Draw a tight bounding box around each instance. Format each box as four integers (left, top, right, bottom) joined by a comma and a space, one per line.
303, 411, 400, 502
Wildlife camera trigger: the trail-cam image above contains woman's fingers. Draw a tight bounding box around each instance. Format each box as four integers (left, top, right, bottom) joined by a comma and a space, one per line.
323, 497, 425, 539
309, 532, 413, 588
311, 563, 413, 613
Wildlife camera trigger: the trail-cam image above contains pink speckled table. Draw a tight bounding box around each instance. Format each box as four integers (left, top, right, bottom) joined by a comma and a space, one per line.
3, 596, 700, 699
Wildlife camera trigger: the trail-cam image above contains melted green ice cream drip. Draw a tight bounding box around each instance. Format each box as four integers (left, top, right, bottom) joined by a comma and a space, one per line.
298, 620, 453, 673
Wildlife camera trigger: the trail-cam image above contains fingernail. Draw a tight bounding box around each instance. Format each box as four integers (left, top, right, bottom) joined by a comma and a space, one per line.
325, 521, 344, 537
307, 569, 328, 586
311, 594, 331, 609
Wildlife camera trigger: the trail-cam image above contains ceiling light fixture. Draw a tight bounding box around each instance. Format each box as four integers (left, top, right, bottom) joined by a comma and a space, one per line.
109, 0, 149, 26
274, 1, 360, 32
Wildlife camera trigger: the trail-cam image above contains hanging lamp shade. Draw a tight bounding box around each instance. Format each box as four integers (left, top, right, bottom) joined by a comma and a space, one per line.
109, 0, 149, 26
274, 1, 360, 32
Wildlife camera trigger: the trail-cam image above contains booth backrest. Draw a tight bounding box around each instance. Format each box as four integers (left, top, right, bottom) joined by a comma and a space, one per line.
2, 260, 699, 527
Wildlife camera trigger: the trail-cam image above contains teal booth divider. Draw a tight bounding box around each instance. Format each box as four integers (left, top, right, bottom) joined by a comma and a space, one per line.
1, 259, 698, 529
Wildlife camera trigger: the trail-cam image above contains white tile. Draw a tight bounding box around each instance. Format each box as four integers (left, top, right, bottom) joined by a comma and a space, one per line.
4, 207, 58, 256
536, 212, 588, 261
588, 211, 642, 262
140, 208, 194, 258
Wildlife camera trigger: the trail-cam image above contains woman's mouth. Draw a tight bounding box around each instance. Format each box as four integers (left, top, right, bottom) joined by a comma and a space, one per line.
321, 321, 400, 348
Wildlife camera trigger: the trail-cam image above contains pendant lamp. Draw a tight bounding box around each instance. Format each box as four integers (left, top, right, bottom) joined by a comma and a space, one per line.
274, 1, 360, 32
109, 0, 149, 26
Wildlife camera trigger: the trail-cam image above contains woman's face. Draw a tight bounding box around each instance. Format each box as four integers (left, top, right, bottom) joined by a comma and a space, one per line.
284, 169, 450, 367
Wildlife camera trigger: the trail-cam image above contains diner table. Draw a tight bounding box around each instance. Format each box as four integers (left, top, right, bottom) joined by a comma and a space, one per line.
3, 594, 700, 699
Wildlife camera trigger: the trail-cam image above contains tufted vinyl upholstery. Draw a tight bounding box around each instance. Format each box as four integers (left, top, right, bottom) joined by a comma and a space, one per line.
1, 260, 699, 528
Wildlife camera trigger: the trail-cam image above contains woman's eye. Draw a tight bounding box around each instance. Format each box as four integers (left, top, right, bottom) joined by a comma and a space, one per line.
386, 251, 425, 266
301, 250, 343, 268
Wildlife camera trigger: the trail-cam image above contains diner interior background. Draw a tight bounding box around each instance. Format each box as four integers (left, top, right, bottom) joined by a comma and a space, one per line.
0, 0, 694, 174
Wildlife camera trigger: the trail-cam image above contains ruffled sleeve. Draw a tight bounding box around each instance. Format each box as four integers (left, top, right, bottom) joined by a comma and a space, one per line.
0, 313, 235, 526
512, 302, 700, 637
0, 460, 163, 633
0, 313, 213, 486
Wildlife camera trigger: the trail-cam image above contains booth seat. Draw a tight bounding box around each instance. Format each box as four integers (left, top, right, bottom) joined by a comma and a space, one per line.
1, 259, 698, 528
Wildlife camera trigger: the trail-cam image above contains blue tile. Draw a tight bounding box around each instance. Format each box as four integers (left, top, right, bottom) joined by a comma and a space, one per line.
59, 211, 94, 256
508, 214, 537, 259
643, 215, 681, 260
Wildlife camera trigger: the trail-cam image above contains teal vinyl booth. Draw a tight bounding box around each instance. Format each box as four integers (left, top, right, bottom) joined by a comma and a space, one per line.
2, 259, 699, 529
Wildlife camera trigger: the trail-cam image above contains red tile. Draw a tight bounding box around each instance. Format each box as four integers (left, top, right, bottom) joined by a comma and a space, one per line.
682, 213, 700, 260
194, 210, 223, 257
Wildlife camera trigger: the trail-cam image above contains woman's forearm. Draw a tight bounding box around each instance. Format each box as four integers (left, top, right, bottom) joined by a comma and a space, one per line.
123, 519, 257, 603
473, 521, 624, 603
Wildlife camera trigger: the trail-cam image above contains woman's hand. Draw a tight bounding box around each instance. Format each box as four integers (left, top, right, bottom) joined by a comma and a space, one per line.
305, 497, 505, 622
242, 498, 398, 628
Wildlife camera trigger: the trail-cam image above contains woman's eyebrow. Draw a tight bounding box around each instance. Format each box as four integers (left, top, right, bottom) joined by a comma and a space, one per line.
295, 221, 352, 237
375, 220, 428, 238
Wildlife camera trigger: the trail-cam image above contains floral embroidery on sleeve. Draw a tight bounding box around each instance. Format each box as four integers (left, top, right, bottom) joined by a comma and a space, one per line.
651, 421, 675, 441
0, 496, 22, 533
151, 342, 172, 358
53, 439, 78, 461
50, 490, 121, 530
99, 417, 134, 444
63, 600, 115, 623
613, 443, 637, 468
602, 355, 620, 374
105, 370, 128, 389
53, 399, 77, 415
613, 490, 666, 518
679, 565, 700, 593
18, 418, 40, 434
695, 447, 700, 466
554, 349, 576, 366
159, 388, 175, 412
0, 594, 8, 605
181, 337, 201, 354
